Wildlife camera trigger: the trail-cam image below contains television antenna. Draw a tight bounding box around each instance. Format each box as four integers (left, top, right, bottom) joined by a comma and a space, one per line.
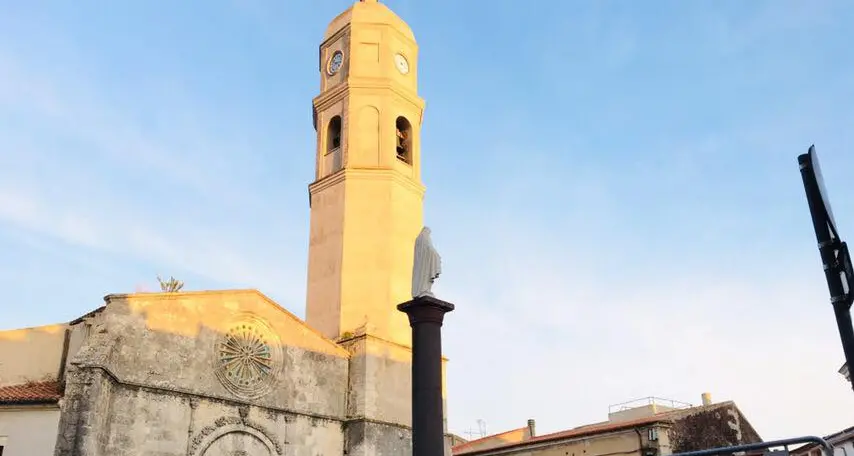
463, 419, 488, 440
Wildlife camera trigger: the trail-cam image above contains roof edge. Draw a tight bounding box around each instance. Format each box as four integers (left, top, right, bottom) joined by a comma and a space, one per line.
0, 398, 61, 406
69, 306, 106, 325
104, 289, 350, 358
452, 427, 528, 453
0, 380, 63, 406
457, 402, 740, 456
455, 418, 672, 456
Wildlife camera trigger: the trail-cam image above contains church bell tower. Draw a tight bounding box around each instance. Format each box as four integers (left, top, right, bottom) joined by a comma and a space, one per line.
305, 0, 426, 349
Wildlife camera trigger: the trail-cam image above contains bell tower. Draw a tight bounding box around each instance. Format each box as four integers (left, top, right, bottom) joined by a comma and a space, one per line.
305, 0, 426, 349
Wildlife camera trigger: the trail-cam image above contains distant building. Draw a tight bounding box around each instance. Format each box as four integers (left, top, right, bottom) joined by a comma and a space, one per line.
447, 434, 470, 448
791, 425, 854, 456
453, 394, 762, 456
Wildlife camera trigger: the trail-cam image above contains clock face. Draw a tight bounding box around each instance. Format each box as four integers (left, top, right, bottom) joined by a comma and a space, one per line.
394, 53, 410, 75
327, 51, 344, 75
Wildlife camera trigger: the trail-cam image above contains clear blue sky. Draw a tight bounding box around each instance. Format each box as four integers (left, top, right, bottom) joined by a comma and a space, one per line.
1, 0, 853, 442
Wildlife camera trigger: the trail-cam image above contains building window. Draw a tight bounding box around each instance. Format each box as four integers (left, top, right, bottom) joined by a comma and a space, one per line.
395, 116, 412, 164
648, 428, 658, 441
327, 115, 342, 153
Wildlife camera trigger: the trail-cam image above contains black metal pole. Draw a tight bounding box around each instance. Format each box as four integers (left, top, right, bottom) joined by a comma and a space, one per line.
398, 295, 454, 456
831, 302, 854, 391
798, 151, 854, 392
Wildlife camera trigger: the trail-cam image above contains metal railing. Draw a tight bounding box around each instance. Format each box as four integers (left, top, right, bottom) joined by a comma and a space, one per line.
608, 397, 694, 414
670, 436, 834, 456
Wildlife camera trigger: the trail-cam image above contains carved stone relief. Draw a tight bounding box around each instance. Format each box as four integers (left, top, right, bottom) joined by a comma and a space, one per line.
189, 416, 284, 456
212, 314, 283, 400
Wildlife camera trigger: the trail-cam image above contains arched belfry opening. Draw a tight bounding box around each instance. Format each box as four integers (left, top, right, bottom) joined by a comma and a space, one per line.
327, 115, 342, 153
395, 116, 413, 164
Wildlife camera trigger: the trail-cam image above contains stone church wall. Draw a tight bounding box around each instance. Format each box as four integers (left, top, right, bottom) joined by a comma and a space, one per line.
55, 366, 344, 455
339, 334, 416, 455
85, 292, 351, 416
54, 291, 356, 455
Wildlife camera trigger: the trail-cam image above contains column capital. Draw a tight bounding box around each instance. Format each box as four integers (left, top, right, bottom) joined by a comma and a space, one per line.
397, 296, 455, 326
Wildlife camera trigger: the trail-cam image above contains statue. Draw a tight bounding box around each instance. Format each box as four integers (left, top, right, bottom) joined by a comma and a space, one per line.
411, 226, 442, 298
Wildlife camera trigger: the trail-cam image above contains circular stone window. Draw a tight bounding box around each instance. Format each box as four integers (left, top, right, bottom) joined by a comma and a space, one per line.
213, 314, 283, 400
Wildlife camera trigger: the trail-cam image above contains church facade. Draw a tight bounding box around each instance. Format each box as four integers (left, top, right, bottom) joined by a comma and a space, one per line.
0, 1, 446, 455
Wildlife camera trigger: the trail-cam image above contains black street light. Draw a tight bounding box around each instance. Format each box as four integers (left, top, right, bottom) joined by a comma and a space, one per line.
798, 145, 854, 392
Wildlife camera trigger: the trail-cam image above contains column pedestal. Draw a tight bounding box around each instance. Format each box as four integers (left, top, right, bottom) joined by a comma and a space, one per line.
397, 295, 454, 456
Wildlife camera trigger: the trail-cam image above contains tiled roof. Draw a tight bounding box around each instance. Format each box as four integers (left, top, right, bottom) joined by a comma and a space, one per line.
69, 306, 105, 325
455, 403, 739, 456
455, 415, 670, 455
529, 414, 668, 443
0, 381, 62, 405
452, 427, 527, 454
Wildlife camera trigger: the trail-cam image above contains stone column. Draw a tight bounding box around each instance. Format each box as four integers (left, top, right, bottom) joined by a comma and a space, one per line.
397, 295, 454, 456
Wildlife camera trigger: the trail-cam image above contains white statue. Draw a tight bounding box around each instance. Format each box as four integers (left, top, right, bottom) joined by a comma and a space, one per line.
411, 226, 442, 298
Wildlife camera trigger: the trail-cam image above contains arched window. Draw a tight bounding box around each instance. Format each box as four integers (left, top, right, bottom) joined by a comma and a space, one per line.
395, 116, 412, 164
327, 115, 342, 153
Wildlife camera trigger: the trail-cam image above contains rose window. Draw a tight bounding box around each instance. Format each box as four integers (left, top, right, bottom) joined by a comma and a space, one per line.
213, 316, 282, 400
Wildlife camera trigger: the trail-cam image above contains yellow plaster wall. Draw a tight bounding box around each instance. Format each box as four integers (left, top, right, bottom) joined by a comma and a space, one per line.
0, 324, 67, 386
338, 171, 423, 346
305, 174, 347, 339
521, 431, 642, 456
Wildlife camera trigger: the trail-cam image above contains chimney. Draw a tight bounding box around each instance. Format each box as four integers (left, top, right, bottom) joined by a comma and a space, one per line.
701, 392, 712, 406
527, 419, 536, 438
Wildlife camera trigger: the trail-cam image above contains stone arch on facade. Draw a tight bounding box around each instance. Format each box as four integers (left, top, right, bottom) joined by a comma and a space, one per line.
190, 419, 283, 456
201, 430, 272, 456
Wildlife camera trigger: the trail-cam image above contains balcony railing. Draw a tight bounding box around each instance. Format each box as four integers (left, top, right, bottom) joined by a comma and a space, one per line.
608, 396, 694, 414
